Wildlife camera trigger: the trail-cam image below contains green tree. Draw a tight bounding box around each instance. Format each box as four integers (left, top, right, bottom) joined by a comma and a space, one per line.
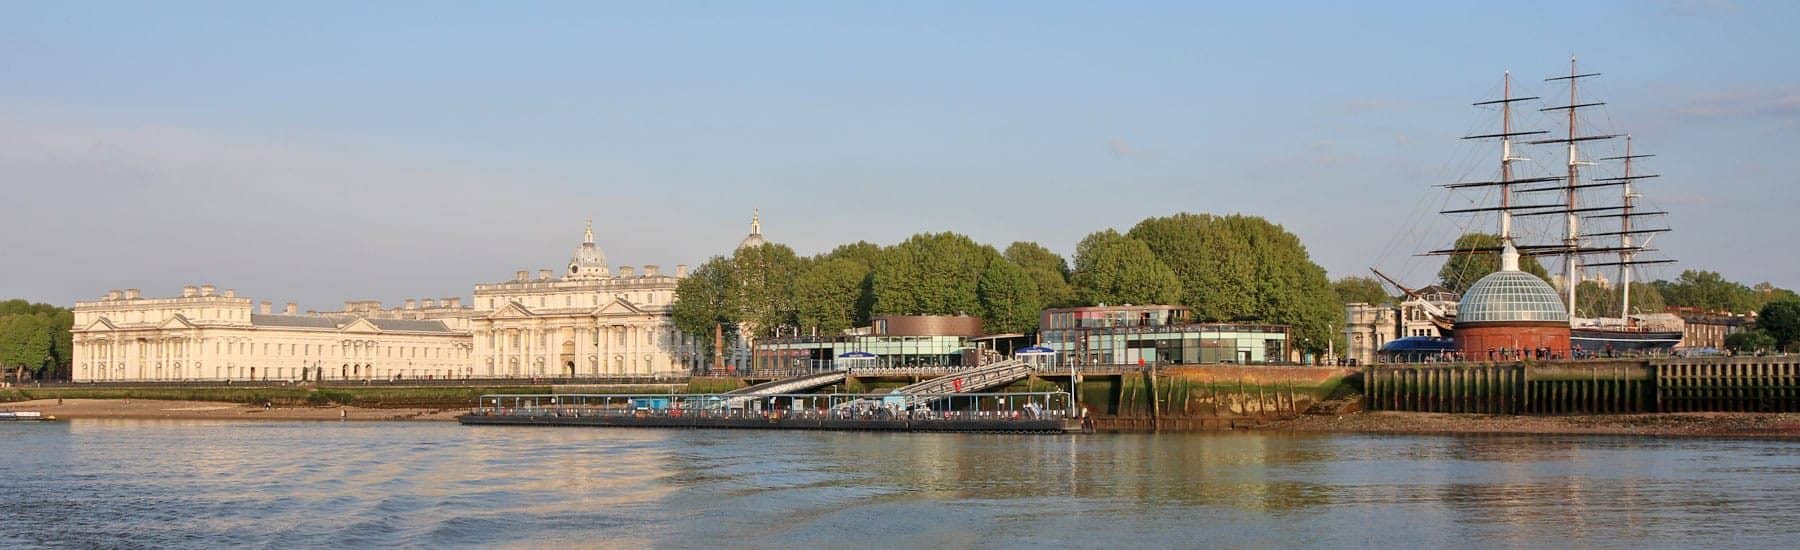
1653, 270, 1758, 313
824, 241, 884, 270
871, 232, 992, 317
1070, 230, 1182, 306
1333, 276, 1393, 306
0, 314, 52, 381
1127, 213, 1341, 354
792, 258, 871, 335
1757, 299, 1800, 351
977, 257, 1042, 333
1724, 329, 1777, 354
672, 256, 738, 352
1753, 282, 1800, 310
0, 300, 72, 378
1574, 281, 1667, 318
1435, 233, 1552, 294
1004, 241, 1078, 308
730, 242, 803, 338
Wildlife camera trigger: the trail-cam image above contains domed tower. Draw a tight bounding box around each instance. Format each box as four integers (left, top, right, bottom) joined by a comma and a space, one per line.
736, 209, 767, 250
566, 219, 610, 279
1454, 243, 1570, 360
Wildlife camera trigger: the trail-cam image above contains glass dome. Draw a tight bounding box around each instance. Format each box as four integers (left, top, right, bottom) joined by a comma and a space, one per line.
1456, 271, 1569, 324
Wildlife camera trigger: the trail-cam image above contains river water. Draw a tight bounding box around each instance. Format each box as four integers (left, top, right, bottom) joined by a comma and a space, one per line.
2, 420, 1796, 548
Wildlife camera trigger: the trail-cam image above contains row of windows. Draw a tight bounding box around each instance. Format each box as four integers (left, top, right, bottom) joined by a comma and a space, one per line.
481, 292, 670, 310
83, 340, 467, 360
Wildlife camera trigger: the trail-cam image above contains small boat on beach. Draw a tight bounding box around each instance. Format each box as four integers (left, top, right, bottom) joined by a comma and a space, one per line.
0, 411, 56, 421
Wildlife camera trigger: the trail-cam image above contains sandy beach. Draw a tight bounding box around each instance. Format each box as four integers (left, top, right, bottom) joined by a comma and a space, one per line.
2, 399, 463, 422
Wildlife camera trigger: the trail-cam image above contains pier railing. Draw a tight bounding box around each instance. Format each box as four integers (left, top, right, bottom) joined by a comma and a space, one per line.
466, 391, 1076, 422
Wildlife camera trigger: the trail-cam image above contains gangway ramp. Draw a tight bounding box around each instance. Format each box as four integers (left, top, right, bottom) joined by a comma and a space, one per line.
721, 370, 848, 409
888, 359, 1035, 408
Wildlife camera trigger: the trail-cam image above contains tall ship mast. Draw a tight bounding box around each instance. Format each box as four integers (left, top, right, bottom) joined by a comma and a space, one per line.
1524, 58, 1682, 354
1379, 60, 1684, 360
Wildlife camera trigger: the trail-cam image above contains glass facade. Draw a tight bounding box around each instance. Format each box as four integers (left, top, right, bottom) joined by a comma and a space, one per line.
1040, 306, 1290, 366
751, 335, 974, 376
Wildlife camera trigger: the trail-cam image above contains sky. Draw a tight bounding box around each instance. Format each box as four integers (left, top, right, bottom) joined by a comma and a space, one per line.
3, 1, 1796, 310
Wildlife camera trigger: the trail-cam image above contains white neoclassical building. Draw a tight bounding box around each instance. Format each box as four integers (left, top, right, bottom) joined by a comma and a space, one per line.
468, 221, 701, 378
68, 217, 758, 382
71, 286, 473, 382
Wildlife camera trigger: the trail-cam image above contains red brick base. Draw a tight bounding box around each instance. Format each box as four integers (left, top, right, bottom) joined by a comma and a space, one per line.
1455, 322, 1571, 360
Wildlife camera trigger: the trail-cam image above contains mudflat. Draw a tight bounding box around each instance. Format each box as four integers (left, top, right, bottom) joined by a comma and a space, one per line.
1266, 410, 1800, 438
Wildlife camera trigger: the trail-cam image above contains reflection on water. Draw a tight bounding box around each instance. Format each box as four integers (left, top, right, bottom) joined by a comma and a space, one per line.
2, 420, 1796, 547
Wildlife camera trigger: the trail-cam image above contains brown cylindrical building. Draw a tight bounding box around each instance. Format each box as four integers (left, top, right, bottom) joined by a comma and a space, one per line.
1453, 270, 1571, 360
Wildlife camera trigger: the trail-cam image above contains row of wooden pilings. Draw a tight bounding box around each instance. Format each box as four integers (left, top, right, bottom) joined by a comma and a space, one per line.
1365, 357, 1800, 414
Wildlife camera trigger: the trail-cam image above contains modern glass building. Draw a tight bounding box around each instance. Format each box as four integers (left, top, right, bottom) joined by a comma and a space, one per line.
1039, 305, 1291, 366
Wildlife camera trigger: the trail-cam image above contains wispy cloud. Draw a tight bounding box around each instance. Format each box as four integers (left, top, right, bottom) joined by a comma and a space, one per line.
1108, 138, 1143, 158
1344, 99, 1391, 113
1677, 86, 1800, 119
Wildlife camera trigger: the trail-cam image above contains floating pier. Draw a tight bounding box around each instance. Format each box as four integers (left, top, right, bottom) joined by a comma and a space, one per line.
458, 391, 1087, 433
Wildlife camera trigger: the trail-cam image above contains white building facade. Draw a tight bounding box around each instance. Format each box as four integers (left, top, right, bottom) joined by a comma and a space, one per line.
468, 222, 700, 378
70, 286, 473, 382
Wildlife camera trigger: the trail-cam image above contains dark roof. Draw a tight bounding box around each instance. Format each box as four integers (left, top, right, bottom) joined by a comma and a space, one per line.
366, 318, 453, 333
250, 314, 341, 329
1379, 336, 1457, 352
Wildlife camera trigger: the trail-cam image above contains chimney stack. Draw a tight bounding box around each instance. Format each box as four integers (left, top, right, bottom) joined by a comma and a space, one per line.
538, 269, 553, 281
285, 302, 298, 315
619, 266, 635, 277
124, 289, 141, 300
259, 301, 272, 314
424, 298, 438, 308
446, 297, 462, 308
224, 289, 236, 298
515, 270, 528, 282
676, 264, 689, 278
181, 285, 198, 298
106, 290, 122, 300
643, 265, 660, 277
200, 284, 216, 297
404, 299, 417, 310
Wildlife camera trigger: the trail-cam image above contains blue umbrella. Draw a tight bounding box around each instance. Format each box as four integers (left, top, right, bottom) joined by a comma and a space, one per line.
1014, 346, 1056, 356
837, 351, 878, 359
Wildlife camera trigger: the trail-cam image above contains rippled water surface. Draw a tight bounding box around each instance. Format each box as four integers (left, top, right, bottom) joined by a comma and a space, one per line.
3, 420, 1798, 548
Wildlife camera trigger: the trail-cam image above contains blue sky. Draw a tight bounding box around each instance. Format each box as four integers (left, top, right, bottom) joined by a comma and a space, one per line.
3, 1, 1795, 309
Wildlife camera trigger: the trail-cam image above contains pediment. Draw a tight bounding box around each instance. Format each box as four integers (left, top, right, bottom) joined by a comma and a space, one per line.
80, 317, 119, 332
157, 314, 196, 330
593, 298, 644, 317
487, 301, 537, 320
339, 318, 382, 334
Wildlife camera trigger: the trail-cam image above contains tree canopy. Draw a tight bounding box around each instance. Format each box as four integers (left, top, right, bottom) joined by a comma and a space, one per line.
671, 256, 737, 348
1436, 233, 1552, 294
1333, 276, 1393, 306
0, 300, 71, 380
1655, 270, 1761, 314
1724, 330, 1776, 354
792, 258, 872, 335
729, 243, 803, 339
1127, 213, 1339, 352
871, 232, 992, 317
1004, 241, 1077, 308
1757, 299, 1800, 351
1573, 281, 1666, 318
1070, 229, 1182, 307
978, 257, 1042, 334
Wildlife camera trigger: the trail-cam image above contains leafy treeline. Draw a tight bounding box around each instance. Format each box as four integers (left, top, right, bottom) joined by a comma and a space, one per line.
0, 300, 74, 381
1653, 270, 1799, 315
673, 212, 1345, 353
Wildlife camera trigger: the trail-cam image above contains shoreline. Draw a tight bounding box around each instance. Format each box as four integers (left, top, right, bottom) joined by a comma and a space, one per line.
3, 399, 462, 422
9, 399, 1800, 438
